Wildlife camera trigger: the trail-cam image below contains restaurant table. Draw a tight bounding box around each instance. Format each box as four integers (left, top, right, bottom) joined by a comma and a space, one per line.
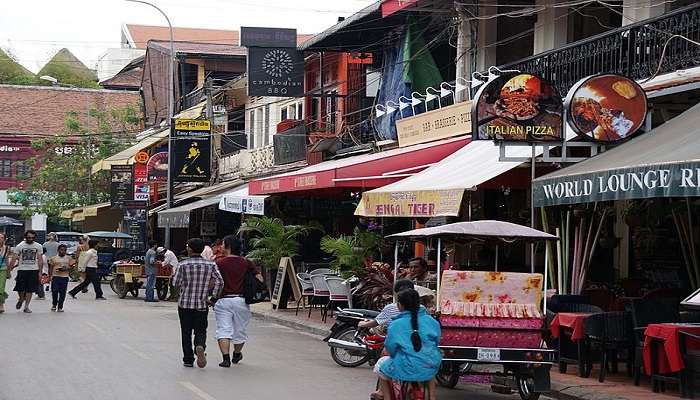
550, 312, 593, 341
643, 323, 700, 375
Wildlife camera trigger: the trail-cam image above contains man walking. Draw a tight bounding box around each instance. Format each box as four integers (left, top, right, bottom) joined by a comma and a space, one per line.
13, 230, 44, 313
144, 240, 158, 303
37, 232, 59, 299
172, 238, 223, 368
68, 239, 105, 300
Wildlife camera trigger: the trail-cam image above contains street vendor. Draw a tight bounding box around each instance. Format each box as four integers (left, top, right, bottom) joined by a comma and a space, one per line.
406, 257, 436, 284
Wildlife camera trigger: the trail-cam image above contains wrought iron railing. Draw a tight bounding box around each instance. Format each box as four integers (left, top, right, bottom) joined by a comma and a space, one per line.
180, 87, 206, 111
494, 3, 700, 95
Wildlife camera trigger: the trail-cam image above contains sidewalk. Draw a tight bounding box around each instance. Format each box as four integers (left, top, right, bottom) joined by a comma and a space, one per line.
251, 302, 682, 400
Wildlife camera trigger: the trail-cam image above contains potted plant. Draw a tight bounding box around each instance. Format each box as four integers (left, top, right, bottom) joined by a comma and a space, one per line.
320, 228, 383, 276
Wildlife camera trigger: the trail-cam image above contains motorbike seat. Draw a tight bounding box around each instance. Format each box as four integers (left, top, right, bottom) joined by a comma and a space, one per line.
341, 308, 380, 318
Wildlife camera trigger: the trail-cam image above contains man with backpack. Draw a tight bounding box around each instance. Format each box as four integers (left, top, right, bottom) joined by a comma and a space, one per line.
212, 235, 262, 368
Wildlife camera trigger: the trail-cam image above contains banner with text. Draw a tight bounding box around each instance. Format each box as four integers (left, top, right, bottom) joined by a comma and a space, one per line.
356, 189, 464, 217
172, 119, 211, 183
533, 161, 700, 207
396, 101, 472, 147
110, 165, 133, 209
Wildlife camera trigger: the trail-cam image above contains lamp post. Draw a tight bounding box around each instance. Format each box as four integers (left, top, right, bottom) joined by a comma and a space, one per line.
125, 0, 175, 247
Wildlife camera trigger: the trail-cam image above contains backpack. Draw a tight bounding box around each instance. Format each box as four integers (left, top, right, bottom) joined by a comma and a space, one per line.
243, 261, 267, 304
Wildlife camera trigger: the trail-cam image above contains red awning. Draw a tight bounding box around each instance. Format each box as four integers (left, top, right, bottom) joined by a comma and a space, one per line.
249, 136, 470, 195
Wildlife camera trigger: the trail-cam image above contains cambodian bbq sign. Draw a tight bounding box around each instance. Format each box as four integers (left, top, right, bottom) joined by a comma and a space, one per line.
533, 162, 700, 207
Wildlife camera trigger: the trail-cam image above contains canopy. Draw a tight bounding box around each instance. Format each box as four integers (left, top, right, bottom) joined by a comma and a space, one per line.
387, 220, 558, 241
249, 136, 469, 195
91, 128, 168, 174
0, 216, 23, 227
356, 141, 539, 217
533, 102, 700, 207
158, 195, 222, 228
219, 184, 268, 215
87, 231, 133, 239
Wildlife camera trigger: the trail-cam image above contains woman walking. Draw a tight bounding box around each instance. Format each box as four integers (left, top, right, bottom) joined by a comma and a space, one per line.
213, 235, 261, 367
0, 233, 14, 314
74, 235, 89, 293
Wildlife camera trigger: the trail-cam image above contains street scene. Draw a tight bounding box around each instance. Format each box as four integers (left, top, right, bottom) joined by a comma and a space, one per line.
3, 1, 700, 400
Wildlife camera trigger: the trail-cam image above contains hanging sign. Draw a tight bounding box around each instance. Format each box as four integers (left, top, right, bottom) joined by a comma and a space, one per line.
110, 165, 133, 209
134, 151, 150, 164
133, 162, 149, 202
219, 194, 266, 215
396, 101, 472, 147
171, 119, 211, 183
473, 72, 563, 142
247, 47, 304, 97
356, 189, 464, 217
566, 74, 647, 143
147, 151, 168, 183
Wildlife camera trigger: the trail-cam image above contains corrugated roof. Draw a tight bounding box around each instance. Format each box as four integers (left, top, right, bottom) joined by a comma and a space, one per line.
148, 40, 247, 57
125, 24, 240, 48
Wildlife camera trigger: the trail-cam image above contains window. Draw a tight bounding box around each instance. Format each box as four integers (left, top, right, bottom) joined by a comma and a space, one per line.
297, 103, 303, 120
256, 108, 264, 147
281, 107, 288, 121
248, 110, 255, 149
15, 160, 32, 180
264, 105, 270, 145
0, 160, 11, 177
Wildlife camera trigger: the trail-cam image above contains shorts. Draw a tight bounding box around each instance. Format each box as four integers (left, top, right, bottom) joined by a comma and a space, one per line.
214, 297, 251, 344
14, 270, 39, 293
374, 356, 391, 381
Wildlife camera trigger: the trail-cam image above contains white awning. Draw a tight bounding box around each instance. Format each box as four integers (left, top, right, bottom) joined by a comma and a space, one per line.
219, 184, 268, 215
91, 128, 168, 174
157, 195, 221, 228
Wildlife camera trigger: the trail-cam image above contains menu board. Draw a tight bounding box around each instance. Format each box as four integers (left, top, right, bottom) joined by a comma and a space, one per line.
566, 74, 648, 143
110, 165, 133, 209
472, 72, 563, 142
270, 257, 302, 309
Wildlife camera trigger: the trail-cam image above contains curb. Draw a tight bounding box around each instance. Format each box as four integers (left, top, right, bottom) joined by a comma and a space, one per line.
251, 310, 328, 337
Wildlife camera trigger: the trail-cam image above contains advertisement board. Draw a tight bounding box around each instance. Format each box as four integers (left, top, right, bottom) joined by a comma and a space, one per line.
247, 47, 304, 97
356, 189, 464, 217
396, 101, 472, 147
110, 165, 133, 209
240, 27, 297, 48
171, 119, 211, 183
566, 74, 648, 143
472, 72, 563, 142
133, 162, 149, 202
147, 151, 168, 182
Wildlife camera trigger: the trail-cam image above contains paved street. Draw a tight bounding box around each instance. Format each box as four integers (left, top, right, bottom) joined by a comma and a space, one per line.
0, 280, 551, 400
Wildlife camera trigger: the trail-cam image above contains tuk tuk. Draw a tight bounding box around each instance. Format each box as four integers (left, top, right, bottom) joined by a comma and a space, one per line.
387, 220, 558, 400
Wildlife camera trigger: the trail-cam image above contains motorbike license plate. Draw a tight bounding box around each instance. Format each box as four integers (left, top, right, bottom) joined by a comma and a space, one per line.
476, 348, 501, 362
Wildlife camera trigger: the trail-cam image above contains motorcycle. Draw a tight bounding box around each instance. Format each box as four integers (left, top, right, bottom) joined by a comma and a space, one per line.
324, 308, 384, 367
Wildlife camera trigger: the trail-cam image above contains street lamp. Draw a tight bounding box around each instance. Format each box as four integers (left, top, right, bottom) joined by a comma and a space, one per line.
125, 0, 175, 247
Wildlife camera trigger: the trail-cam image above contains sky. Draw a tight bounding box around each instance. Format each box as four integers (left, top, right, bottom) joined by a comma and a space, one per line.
1, 0, 376, 73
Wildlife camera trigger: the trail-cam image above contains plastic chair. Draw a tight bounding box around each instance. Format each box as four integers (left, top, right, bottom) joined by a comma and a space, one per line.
324, 276, 352, 322
629, 298, 680, 386
584, 311, 633, 383
295, 273, 314, 316
309, 268, 332, 276
309, 273, 330, 319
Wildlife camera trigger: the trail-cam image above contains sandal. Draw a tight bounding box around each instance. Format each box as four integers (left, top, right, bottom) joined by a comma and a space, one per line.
370, 392, 383, 400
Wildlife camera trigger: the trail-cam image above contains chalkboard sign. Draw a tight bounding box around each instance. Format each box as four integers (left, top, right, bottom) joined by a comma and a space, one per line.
270, 257, 302, 308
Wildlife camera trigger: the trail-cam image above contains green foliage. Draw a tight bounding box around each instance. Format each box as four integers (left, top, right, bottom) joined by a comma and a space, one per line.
320, 228, 383, 272
9, 104, 142, 219
237, 217, 310, 270
36, 49, 98, 89
0, 48, 37, 85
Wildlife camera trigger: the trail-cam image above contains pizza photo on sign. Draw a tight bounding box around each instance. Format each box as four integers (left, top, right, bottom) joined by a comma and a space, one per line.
147, 152, 168, 183
473, 73, 563, 142
567, 74, 648, 143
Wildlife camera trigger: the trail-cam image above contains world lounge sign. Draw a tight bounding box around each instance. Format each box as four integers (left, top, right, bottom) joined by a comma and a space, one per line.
533, 161, 700, 207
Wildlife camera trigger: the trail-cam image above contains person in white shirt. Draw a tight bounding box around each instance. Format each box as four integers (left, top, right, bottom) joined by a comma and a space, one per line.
68, 239, 105, 300
201, 239, 214, 261
158, 246, 180, 301
11, 230, 44, 313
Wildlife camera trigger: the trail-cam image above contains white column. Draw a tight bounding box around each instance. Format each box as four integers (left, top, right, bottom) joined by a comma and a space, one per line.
534, 0, 569, 54
622, 0, 664, 25
455, 8, 472, 103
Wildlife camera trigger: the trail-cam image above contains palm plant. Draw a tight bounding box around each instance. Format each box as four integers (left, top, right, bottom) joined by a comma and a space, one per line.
320, 228, 383, 273
237, 217, 309, 271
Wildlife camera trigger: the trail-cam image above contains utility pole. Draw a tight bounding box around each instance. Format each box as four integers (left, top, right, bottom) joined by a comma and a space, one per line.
205, 78, 217, 183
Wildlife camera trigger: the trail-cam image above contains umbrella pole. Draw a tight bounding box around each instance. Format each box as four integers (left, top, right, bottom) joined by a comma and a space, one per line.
495, 244, 499, 272
437, 238, 442, 313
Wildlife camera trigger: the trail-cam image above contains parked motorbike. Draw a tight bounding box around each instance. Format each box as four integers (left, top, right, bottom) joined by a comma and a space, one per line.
325, 308, 383, 367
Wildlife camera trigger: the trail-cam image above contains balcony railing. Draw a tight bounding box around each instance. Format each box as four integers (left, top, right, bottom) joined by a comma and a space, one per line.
180, 87, 206, 111
495, 4, 700, 96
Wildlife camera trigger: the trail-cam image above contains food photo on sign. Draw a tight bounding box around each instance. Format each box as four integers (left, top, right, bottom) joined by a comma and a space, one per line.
566, 74, 648, 143
147, 151, 168, 182
473, 72, 563, 142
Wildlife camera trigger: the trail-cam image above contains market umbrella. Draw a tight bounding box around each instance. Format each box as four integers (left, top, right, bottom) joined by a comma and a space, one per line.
0, 216, 23, 227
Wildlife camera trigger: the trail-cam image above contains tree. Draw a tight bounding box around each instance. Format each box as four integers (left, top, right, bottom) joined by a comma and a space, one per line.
237, 217, 309, 271
9, 105, 141, 220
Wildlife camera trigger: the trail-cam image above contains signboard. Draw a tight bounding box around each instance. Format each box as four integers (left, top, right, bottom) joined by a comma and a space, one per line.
356, 189, 464, 217
240, 27, 297, 48
566, 74, 648, 143
270, 257, 302, 309
147, 151, 168, 182
200, 221, 217, 237
219, 194, 266, 215
134, 151, 150, 164
110, 165, 133, 209
123, 208, 146, 252
533, 161, 700, 207
172, 119, 211, 183
273, 125, 307, 164
396, 101, 472, 147
473, 72, 563, 142
247, 47, 304, 97
381, 0, 418, 17
133, 162, 149, 202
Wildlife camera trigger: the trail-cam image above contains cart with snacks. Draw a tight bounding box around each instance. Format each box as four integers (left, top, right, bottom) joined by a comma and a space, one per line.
387, 220, 558, 400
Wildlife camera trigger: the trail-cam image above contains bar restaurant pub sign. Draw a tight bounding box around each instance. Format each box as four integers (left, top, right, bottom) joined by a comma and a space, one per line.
171, 119, 211, 183
356, 189, 464, 218
396, 101, 472, 147
533, 161, 700, 207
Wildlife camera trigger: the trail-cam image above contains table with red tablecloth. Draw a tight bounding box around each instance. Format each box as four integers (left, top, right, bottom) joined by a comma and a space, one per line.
550, 313, 592, 341
643, 323, 700, 375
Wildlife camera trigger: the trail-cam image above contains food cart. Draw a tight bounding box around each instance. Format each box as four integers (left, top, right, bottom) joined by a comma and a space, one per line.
387, 220, 558, 400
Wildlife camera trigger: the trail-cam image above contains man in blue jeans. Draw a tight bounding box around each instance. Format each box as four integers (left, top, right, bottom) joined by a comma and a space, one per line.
144, 240, 158, 302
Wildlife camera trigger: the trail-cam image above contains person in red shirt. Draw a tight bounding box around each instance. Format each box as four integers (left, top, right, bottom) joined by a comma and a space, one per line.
213, 235, 262, 367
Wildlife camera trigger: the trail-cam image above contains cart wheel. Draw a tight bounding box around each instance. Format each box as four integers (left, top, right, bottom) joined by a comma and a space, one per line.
516, 375, 541, 400
156, 279, 169, 301
436, 362, 460, 389
112, 275, 128, 299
